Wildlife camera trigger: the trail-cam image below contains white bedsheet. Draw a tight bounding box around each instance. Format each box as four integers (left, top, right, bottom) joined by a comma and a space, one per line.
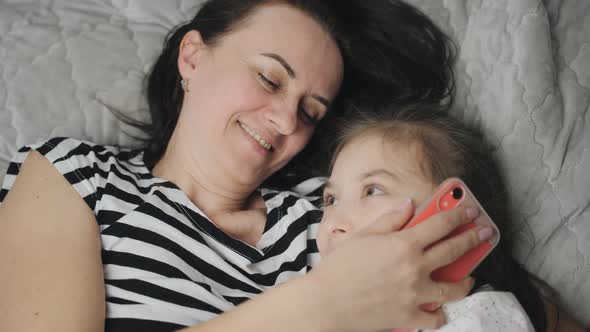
0, 0, 588, 326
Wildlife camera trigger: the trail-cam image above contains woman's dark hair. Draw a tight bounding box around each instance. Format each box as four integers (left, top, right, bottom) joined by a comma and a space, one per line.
328, 105, 555, 332
115, 0, 456, 187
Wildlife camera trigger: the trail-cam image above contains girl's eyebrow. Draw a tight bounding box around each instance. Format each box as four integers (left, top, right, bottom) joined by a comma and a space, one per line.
358, 169, 400, 182
324, 169, 398, 191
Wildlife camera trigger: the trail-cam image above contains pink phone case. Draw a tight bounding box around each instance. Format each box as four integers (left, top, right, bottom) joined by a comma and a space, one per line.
401, 178, 500, 282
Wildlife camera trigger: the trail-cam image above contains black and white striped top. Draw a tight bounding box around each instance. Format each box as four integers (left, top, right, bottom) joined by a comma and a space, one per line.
0, 137, 325, 331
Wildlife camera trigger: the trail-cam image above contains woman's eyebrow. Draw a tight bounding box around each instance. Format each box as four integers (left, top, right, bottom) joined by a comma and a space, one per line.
261, 53, 296, 78
260, 53, 331, 108
311, 94, 330, 108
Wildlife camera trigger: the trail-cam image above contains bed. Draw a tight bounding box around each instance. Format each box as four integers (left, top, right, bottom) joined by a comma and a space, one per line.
1, 0, 588, 326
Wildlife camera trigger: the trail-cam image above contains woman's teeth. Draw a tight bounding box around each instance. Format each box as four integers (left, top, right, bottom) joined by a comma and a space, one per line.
240, 122, 272, 151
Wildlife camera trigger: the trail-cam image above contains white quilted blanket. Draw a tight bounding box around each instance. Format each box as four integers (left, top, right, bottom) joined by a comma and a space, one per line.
1, 0, 588, 326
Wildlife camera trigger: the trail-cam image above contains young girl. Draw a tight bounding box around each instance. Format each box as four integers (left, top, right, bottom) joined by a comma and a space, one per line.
316, 105, 555, 331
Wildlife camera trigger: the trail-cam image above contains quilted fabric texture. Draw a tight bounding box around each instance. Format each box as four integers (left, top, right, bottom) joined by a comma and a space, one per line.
0, 0, 588, 326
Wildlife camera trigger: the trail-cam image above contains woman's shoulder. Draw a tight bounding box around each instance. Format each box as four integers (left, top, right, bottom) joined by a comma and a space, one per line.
1, 137, 147, 210
11, 137, 148, 176
19, 136, 135, 163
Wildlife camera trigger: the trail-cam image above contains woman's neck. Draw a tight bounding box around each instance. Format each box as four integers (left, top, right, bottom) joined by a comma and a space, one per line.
151, 142, 262, 216
152, 152, 268, 246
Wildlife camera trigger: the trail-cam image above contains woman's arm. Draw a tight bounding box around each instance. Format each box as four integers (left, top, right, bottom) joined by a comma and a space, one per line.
182, 205, 488, 332
0, 151, 105, 332
179, 272, 336, 332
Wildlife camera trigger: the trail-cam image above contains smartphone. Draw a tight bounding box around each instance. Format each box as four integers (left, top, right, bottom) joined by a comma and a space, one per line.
401, 178, 500, 282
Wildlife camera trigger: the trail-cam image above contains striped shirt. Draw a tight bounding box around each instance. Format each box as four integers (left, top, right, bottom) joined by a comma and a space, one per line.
0, 137, 325, 331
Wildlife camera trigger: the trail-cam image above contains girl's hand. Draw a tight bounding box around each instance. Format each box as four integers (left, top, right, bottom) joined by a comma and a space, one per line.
307, 201, 489, 332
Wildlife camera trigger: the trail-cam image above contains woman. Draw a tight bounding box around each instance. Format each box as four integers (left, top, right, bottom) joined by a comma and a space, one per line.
0, 1, 579, 331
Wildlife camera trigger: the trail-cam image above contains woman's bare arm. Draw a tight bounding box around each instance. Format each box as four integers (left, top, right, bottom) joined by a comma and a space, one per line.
182, 206, 485, 332
0, 151, 105, 332
180, 273, 336, 332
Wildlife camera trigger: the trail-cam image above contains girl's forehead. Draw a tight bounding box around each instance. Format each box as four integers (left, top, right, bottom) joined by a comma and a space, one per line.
337, 132, 431, 178
328, 133, 437, 204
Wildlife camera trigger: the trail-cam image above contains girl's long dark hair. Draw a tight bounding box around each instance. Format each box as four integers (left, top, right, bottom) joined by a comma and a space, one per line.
329, 105, 554, 332
113, 0, 456, 187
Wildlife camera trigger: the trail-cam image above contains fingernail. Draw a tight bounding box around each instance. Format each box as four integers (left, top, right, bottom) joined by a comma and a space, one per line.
466, 207, 480, 219
479, 227, 493, 241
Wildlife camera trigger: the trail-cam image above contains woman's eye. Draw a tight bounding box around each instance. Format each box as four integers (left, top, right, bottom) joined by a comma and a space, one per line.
322, 194, 337, 207
257, 73, 280, 92
365, 186, 385, 196
298, 105, 317, 126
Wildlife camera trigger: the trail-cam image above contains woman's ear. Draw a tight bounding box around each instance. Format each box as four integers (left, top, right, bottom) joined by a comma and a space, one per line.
178, 30, 206, 79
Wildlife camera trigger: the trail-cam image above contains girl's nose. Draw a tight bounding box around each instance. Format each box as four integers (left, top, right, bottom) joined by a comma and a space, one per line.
329, 222, 351, 240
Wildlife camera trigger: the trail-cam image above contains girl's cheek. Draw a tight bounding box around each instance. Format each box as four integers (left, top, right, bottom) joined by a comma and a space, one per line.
316, 220, 329, 255
362, 198, 396, 224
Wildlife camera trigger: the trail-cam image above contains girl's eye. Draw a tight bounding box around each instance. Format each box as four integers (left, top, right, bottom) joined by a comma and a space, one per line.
365, 186, 385, 197
322, 194, 337, 207
257, 73, 280, 92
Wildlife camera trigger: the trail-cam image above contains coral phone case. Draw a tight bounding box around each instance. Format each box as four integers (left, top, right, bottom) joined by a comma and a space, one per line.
401, 178, 500, 282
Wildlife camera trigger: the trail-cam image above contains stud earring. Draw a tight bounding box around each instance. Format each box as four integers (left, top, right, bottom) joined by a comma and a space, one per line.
181, 78, 190, 92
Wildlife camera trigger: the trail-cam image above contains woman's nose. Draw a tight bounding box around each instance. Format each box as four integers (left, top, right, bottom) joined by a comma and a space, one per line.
268, 103, 298, 135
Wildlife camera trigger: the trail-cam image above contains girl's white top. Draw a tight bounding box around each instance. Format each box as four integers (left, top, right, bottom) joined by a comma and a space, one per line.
423, 288, 535, 332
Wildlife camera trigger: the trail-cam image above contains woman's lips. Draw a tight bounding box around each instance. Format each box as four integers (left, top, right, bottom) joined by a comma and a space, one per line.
239, 122, 273, 151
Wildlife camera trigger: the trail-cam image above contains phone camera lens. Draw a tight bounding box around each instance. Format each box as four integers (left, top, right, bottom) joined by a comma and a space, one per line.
452, 187, 463, 200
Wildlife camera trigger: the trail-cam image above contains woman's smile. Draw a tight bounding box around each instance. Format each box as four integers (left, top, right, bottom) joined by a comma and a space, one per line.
239, 121, 273, 151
